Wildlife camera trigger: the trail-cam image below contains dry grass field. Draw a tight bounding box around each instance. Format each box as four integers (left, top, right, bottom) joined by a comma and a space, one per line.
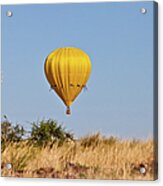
1, 133, 157, 180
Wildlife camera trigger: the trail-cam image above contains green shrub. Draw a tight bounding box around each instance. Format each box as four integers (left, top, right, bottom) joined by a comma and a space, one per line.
1, 116, 26, 152
1, 116, 25, 143
30, 119, 73, 146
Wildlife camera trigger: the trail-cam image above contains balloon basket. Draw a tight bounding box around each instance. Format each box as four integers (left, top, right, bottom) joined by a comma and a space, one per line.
66, 107, 71, 115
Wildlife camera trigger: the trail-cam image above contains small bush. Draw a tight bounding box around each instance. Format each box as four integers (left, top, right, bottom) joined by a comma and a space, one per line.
1, 116, 25, 143
30, 119, 73, 146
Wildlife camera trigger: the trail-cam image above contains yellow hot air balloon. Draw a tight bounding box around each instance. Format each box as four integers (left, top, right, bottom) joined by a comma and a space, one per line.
44, 47, 92, 114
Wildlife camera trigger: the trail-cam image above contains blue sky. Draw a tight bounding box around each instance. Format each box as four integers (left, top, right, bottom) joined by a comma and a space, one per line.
1, 1, 155, 139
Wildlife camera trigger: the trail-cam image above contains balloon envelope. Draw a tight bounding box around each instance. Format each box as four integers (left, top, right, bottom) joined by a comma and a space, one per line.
44, 47, 92, 114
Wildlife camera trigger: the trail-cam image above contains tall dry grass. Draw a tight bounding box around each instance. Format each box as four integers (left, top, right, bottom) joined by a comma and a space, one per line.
1, 133, 157, 180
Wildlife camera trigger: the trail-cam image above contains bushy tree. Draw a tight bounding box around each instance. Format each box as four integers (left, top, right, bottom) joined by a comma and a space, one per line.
1, 116, 25, 143
30, 119, 73, 145
1, 116, 26, 152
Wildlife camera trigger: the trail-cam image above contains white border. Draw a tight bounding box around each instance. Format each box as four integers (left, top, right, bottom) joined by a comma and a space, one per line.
0, 0, 156, 5
0, 0, 162, 186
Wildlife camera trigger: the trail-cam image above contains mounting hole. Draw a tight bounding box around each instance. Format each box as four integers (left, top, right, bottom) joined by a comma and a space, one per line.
6, 11, 13, 17
140, 167, 146, 174
6, 163, 12, 170
140, 8, 147, 14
